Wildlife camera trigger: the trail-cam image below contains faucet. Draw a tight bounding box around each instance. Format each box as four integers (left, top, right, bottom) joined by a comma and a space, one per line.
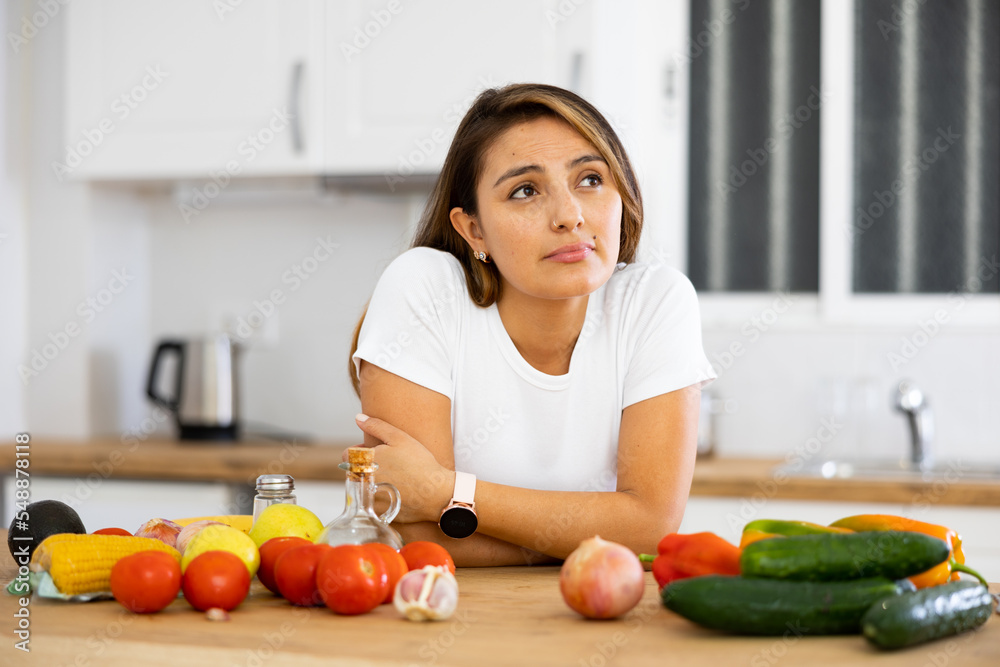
894, 380, 934, 470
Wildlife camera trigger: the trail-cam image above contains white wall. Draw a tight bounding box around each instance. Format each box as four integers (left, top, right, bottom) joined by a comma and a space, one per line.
0, 1, 28, 437
703, 328, 1000, 465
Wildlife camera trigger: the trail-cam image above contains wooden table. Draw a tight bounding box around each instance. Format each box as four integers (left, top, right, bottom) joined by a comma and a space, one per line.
1, 534, 998, 666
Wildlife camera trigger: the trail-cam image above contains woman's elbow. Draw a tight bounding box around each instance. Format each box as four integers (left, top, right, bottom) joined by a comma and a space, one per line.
633, 500, 686, 554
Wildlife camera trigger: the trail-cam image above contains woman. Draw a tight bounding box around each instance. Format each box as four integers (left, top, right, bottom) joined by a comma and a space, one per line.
349, 83, 715, 566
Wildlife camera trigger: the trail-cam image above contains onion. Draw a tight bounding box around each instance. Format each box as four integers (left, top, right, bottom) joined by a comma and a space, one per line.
560, 536, 645, 619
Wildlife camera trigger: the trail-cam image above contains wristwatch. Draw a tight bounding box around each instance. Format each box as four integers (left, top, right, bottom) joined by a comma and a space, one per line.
438, 471, 478, 539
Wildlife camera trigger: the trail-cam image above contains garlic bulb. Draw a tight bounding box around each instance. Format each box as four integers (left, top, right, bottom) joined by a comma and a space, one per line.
393, 565, 459, 621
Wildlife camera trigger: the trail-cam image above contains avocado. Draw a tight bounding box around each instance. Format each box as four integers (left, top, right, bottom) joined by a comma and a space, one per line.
7, 499, 86, 560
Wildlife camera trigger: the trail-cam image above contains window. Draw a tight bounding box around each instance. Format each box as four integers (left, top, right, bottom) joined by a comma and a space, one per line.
687, 0, 999, 327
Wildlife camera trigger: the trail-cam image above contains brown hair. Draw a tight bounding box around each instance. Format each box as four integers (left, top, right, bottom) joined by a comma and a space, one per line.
349, 83, 644, 395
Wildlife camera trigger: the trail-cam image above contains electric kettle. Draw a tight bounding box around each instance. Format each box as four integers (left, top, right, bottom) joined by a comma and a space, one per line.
146, 334, 241, 440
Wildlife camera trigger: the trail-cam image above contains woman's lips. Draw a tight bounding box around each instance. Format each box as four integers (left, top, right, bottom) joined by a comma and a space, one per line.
544, 243, 595, 263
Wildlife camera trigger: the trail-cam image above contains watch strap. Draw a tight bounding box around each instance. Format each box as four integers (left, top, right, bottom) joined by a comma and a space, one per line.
452, 471, 476, 505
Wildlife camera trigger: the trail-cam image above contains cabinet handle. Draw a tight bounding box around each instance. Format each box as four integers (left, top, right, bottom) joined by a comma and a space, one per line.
289, 60, 305, 154
569, 51, 584, 94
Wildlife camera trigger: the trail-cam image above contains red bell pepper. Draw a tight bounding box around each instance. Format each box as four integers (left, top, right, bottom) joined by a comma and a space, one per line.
639, 532, 741, 589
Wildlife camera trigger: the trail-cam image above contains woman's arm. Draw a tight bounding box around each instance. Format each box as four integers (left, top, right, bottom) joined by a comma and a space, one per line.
357, 361, 556, 565
357, 360, 700, 564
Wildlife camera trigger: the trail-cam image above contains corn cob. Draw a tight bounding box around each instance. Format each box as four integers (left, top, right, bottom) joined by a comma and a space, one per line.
31, 533, 181, 595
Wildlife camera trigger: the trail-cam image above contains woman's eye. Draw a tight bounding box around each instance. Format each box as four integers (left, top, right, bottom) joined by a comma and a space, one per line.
580, 174, 603, 187
510, 184, 536, 199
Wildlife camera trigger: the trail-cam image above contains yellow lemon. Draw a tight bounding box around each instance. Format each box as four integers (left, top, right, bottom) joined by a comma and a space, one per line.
182, 524, 260, 577
248, 503, 325, 548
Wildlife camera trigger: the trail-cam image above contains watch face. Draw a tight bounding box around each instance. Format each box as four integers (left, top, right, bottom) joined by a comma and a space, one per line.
440, 506, 478, 539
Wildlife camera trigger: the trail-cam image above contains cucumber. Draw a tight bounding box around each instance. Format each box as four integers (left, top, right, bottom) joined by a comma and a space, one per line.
861, 581, 995, 650
740, 531, 949, 581
662, 575, 913, 635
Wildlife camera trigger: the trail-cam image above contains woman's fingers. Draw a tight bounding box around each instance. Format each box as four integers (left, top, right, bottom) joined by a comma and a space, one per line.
355, 413, 407, 446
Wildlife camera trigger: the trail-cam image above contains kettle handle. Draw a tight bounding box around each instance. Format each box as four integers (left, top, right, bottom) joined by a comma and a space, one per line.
146, 341, 184, 413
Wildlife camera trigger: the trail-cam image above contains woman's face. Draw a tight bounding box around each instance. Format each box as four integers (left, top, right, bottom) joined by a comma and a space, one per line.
452, 116, 623, 304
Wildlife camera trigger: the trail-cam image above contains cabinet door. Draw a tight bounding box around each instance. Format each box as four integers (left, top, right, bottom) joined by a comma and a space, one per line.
64, 0, 324, 180
323, 0, 579, 181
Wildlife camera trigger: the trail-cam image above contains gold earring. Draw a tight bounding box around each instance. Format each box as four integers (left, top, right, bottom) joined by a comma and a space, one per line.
476, 251, 490, 263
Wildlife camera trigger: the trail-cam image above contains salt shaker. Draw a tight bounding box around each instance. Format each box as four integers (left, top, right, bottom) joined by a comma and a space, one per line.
252, 474, 297, 525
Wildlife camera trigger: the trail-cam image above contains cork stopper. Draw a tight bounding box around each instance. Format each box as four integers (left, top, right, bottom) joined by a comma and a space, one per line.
347, 446, 376, 474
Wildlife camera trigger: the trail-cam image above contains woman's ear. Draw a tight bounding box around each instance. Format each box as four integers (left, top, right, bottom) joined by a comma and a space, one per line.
450, 206, 484, 248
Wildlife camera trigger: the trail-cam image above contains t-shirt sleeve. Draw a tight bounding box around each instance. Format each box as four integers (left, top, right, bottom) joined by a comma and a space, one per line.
352, 248, 462, 399
622, 265, 717, 408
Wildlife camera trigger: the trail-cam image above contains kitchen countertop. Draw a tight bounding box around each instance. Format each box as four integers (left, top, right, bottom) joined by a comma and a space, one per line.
1, 533, 998, 666
3, 438, 1000, 505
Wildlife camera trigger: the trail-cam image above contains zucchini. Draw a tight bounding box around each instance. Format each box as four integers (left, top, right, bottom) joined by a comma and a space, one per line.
861, 580, 995, 650
662, 575, 913, 635
740, 531, 949, 581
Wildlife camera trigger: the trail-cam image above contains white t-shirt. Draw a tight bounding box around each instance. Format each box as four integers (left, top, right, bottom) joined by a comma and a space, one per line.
353, 247, 716, 493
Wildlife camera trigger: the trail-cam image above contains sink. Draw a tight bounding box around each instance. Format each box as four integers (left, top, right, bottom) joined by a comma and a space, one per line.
777, 458, 1000, 482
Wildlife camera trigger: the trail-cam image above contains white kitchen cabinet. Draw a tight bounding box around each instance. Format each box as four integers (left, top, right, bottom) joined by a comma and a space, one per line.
63, 1, 665, 183
321, 0, 577, 181
63, 0, 325, 180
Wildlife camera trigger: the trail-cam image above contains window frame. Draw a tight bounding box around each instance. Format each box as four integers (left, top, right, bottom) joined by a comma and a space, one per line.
693, 0, 1000, 331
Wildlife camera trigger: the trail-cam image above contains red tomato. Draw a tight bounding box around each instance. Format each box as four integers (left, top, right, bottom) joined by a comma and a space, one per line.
274, 544, 332, 606
400, 541, 456, 574
182, 550, 250, 611
110, 550, 181, 613
258, 536, 311, 595
94, 527, 133, 536
315, 544, 387, 615
366, 543, 407, 604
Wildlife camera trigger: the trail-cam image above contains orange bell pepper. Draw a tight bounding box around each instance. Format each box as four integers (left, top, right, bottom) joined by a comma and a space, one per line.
829, 514, 986, 588
638, 532, 741, 589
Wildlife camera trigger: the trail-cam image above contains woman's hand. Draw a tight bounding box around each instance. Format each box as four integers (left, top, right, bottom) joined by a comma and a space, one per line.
349, 414, 454, 524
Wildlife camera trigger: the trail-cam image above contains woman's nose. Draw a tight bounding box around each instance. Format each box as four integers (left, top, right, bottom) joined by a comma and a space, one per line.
550, 188, 584, 231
